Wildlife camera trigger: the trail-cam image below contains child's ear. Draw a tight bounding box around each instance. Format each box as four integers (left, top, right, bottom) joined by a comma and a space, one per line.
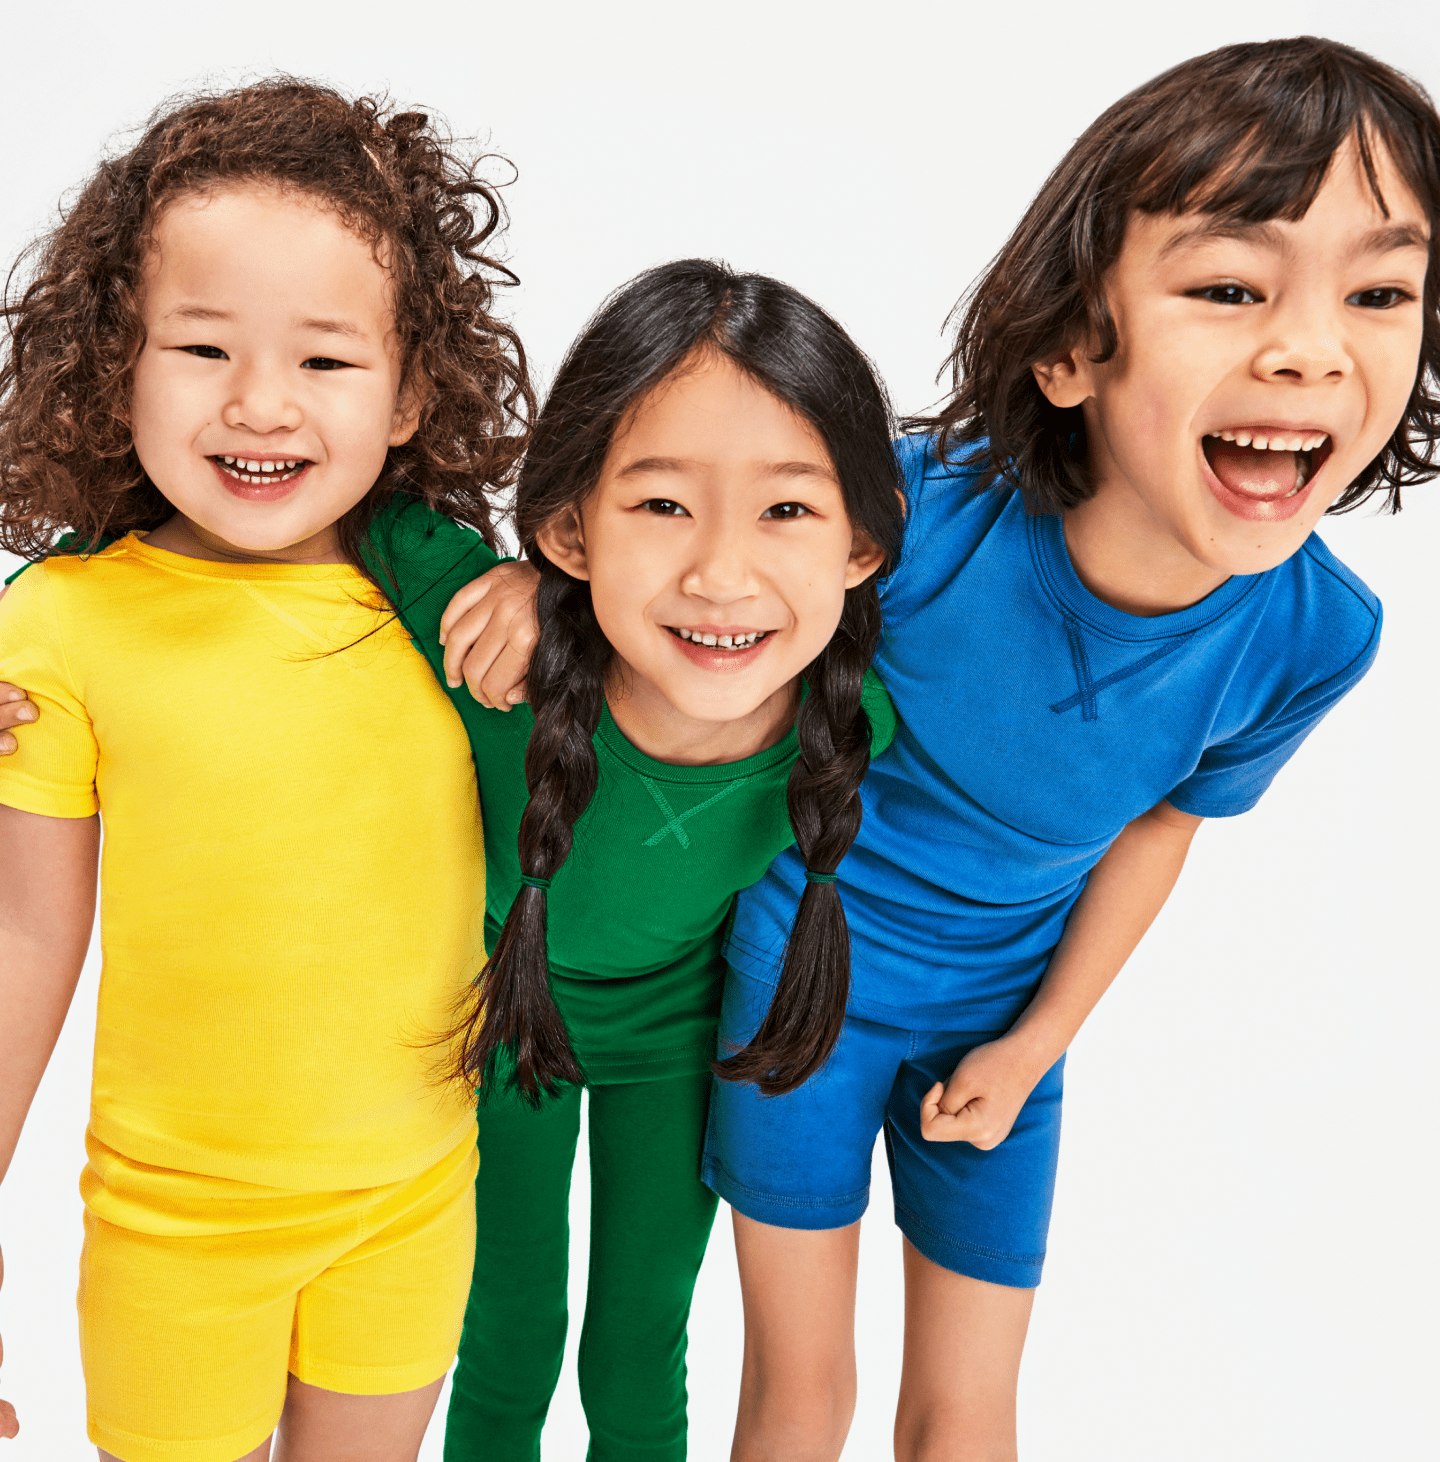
843, 528, 887, 589
535, 507, 591, 581
1032, 343, 1096, 410
389, 370, 430, 447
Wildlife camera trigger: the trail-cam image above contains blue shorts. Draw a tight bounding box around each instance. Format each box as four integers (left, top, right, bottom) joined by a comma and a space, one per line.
702, 970, 1064, 1288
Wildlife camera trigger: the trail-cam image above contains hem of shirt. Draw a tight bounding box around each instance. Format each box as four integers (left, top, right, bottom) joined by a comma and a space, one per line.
0, 772, 98, 818
724, 953, 1033, 1034
86, 1110, 479, 1193
1163, 791, 1261, 819
576, 1042, 718, 1086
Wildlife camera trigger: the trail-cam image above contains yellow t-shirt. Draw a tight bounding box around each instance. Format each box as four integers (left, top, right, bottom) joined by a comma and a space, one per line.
0, 534, 484, 1189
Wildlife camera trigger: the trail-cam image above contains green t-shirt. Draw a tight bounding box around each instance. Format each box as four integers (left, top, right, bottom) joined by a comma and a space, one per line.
368, 496, 897, 1082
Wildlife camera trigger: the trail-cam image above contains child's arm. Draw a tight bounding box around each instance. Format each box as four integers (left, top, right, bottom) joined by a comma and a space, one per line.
921, 799, 1202, 1145
438, 560, 540, 710
0, 803, 100, 1435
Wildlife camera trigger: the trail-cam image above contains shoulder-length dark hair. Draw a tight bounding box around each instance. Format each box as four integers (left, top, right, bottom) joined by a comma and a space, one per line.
909, 36, 1440, 515
449, 258, 905, 1101
0, 77, 532, 565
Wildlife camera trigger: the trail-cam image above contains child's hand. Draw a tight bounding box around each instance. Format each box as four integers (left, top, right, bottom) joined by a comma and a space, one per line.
0, 1244, 17, 1438
0, 684, 39, 756
919, 1037, 1042, 1148
439, 562, 541, 710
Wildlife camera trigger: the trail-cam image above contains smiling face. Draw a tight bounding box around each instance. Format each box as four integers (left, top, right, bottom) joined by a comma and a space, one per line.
1037, 134, 1430, 613
536, 351, 884, 760
130, 185, 418, 562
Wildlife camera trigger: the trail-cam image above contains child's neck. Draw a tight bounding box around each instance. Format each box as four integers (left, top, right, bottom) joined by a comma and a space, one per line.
145, 513, 345, 566
604, 665, 802, 767
1063, 484, 1233, 618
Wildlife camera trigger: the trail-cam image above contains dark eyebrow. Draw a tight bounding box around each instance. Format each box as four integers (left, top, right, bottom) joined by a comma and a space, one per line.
617, 456, 834, 479
298, 317, 367, 340
1345, 222, 1431, 262
1158, 218, 1286, 260
1160, 216, 1431, 263
163, 304, 234, 323
158, 306, 369, 340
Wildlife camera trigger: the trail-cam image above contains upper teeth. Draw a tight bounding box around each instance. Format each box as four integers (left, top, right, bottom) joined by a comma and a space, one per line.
1209, 431, 1329, 452
220, 456, 301, 471
676, 628, 765, 648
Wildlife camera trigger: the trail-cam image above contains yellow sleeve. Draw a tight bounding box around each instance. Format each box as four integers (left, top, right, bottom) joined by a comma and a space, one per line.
0, 565, 99, 817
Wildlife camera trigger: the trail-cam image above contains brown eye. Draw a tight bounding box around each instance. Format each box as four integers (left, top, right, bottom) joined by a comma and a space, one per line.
761, 502, 810, 520
302, 357, 351, 371
1191, 283, 1259, 306
180, 344, 227, 359
641, 499, 689, 517
1347, 287, 1412, 310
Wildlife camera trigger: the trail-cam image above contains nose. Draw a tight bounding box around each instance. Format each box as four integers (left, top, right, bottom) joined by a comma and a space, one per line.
1252, 294, 1353, 386
221, 360, 303, 435
679, 514, 758, 605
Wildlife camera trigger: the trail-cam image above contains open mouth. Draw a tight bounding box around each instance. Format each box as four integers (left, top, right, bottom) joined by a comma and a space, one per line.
211, 455, 309, 485
1201, 429, 1333, 507
666, 626, 771, 652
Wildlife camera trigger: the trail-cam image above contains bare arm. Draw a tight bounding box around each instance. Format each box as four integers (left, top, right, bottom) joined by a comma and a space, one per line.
0, 803, 99, 1437
921, 799, 1203, 1144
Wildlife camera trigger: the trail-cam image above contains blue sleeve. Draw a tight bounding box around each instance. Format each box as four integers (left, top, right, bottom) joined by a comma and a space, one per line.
878, 435, 932, 608
1167, 607, 1382, 818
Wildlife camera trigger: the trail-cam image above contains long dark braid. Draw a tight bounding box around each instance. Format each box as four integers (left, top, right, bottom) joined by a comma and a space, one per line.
449, 564, 609, 1101
713, 584, 882, 1095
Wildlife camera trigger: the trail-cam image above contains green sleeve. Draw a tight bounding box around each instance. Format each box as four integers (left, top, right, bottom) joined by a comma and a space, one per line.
860, 669, 898, 757
362, 497, 534, 840
362, 495, 506, 683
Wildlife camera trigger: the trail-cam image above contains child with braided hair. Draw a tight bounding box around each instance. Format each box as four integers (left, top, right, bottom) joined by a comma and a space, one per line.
384, 257, 904, 1462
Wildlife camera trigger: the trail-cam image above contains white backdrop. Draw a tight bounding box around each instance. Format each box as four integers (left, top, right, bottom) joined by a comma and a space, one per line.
1, 2, 1436, 1458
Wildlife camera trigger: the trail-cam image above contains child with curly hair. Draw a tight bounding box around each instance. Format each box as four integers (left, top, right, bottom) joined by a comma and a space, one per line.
0, 80, 530, 1461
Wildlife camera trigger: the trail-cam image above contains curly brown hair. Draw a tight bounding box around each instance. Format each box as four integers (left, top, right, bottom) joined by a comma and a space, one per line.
0, 77, 533, 563
909, 36, 1440, 516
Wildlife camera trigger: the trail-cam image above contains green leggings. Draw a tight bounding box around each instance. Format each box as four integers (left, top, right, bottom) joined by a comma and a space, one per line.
443, 1071, 718, 1462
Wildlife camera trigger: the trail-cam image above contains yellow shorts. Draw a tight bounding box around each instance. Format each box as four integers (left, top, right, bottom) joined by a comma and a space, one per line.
77, 1126, 478, 1462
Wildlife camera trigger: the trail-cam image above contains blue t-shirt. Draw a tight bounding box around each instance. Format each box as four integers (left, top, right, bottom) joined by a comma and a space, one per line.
726, 436, 1382, 1029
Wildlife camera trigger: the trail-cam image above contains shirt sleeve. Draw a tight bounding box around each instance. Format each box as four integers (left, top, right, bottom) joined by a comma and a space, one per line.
860, 669, 898, 757
0, 565, 99, 817
1166, 607, 1382, 818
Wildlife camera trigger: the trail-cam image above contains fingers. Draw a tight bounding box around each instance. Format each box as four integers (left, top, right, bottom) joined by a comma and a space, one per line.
441, 571, 540, 705
469, 641, 530, 711
0, 686, 38, 755
0, 1397, 15, 1439
441, 596, 498, 689
439, 574, 497, 652
465, 630, 535, 710
918, 1082, 1012, 1149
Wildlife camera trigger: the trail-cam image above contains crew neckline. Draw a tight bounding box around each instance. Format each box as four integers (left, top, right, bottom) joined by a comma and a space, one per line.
1028, 510, 1260, 640
595, 700, 799, 784
119, 530, 366, 582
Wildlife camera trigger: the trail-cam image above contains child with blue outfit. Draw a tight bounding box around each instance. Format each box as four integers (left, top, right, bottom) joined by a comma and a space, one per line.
698, 36, 1440, 1462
